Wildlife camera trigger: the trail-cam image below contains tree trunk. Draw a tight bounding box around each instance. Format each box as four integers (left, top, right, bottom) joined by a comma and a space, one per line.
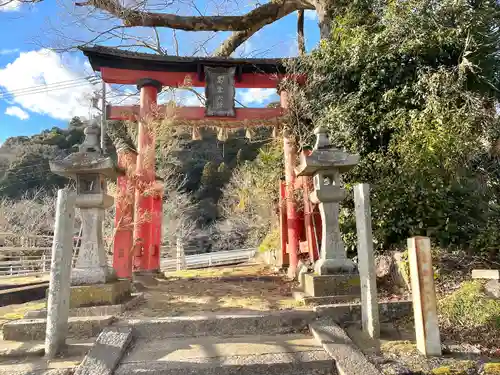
315, 2, 332, 40
297, 10, 305, 55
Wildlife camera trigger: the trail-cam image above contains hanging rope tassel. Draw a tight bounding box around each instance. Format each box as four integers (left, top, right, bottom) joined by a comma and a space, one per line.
245, 127, 254, 141
192, 126, 202, 140
272, 126, 278, 138
217, 127, 228, 141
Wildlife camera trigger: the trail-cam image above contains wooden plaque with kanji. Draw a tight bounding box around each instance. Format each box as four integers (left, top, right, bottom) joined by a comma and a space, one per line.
204, 66, 236, 117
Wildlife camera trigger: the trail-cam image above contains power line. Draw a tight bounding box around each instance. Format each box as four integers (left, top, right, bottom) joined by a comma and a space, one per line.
0, 76, 100, 99
0, 81, 100, 101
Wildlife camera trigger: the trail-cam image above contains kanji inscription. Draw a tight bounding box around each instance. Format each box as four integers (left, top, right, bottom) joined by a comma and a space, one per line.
204, 66, 236, 117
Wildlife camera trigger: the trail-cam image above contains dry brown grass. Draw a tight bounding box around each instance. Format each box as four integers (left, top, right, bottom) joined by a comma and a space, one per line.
126, 264, 304, 317
165, 263, 273, 279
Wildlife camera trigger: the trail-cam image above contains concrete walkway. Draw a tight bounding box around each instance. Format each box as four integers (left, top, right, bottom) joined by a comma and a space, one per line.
116, 333, 337, 375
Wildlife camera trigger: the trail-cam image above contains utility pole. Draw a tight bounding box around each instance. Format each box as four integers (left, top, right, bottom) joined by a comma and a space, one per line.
100, 80, 107, 153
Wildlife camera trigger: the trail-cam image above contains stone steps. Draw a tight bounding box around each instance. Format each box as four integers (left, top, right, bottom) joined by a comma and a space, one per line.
115, 310, 316, 339
0, 339, 93, 375
0, 339, 93, 359
1, 301, 413, 343
115, 333, 337, 375
110, 316, 383, 375
2, 316, 114, 341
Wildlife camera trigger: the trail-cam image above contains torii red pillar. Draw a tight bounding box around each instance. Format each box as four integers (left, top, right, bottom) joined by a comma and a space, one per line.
133, 78, 162, 274
113, 149, 136, 279
279, 180, 289, 268
281, 91, 300, 277
150, 189, 163, 271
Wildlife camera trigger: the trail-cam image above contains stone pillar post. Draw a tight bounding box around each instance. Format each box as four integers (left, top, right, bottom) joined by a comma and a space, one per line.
354, 183, 380, 339
408, 236, 441, 356
45, 189, 75, 359
176, 237, 186, 271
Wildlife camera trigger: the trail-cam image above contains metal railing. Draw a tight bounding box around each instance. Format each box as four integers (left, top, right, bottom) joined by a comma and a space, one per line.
161, 248, 256, 271
0, 235, 85, 278
0, 241, 256, 278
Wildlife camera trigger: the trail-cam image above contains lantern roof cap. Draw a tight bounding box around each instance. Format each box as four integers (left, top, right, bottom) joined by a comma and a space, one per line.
50, 123, 120, 179
296, 126, 360, 176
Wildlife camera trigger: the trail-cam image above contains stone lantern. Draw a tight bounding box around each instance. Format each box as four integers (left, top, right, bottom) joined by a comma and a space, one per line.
296, 126, 359, 275
50, 123, 119, 286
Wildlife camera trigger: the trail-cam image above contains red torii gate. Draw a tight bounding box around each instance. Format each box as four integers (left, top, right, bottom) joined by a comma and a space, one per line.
81, 45, 319, 279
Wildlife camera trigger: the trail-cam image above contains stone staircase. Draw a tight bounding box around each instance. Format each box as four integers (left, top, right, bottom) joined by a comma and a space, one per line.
117, 332, 334, 375
0, 309, 398, 375
114, 311, 335, 375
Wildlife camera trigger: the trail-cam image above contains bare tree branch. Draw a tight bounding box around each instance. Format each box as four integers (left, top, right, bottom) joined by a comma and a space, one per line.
297, 10, 305, 55
172, 29, 180, 56
213, 28, 259, 57
75, 0, 314, 31
212, 4, 314, 57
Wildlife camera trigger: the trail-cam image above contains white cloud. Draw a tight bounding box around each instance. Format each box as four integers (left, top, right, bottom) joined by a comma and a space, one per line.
0, 49, 20, 56
304, 10, 317, 21
0, 0, 21, 12
239, 88, 278, 106
5, 106, 29, 120
183, 92, 203, 106
0, 49, 99, 120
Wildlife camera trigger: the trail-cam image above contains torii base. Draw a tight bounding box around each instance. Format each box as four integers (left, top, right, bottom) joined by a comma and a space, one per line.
294, 273, 361, 305
68, 280, 132, 308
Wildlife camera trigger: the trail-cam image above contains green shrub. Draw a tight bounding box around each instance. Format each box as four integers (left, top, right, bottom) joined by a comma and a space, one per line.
286, 0, 500, 253
258, 229, 280, 253
438, 281, 500, 329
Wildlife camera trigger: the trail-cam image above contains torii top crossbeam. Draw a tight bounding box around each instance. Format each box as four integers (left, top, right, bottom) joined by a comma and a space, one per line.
80, 45, 299, 89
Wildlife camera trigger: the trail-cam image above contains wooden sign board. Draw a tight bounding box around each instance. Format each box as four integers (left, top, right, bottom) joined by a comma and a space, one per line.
204, 66, 236, 117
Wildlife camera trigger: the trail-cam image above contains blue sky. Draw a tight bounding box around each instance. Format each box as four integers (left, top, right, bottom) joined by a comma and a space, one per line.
0, 1, 320, 143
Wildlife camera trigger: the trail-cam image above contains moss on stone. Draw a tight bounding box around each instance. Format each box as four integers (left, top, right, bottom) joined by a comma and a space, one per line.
347, 277, 361, 286
431, 366, 453, 375
430, 361, 475, 375
0, 300, 46, 321
380, 340, 417, 354
438, 280, 500, 329
70, 280, 130, 308
484, 362, 500, 375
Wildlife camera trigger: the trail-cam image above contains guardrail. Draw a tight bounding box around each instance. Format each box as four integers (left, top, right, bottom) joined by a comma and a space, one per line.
161, 249, 257, 271
0, 246, 257, 278
0, 247, 51, 278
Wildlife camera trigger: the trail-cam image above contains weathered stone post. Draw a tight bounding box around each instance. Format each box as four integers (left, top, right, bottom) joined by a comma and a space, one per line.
45, 188, 76, 359
407, 236, 441, 356
295, 127, 361, 301
176, 237, 186, 271
50, 123, 131, 308
354, 183, 379, 339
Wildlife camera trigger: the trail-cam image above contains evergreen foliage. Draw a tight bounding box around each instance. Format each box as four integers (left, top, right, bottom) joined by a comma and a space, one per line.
284, 0, 500, 253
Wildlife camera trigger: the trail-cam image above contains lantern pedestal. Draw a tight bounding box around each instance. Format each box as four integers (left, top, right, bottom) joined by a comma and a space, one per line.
300, 273, 360, 300
293, 126, 361, 304
50, 124, 132, 306
71, 207, 114, 286
68, 280, 131, 308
